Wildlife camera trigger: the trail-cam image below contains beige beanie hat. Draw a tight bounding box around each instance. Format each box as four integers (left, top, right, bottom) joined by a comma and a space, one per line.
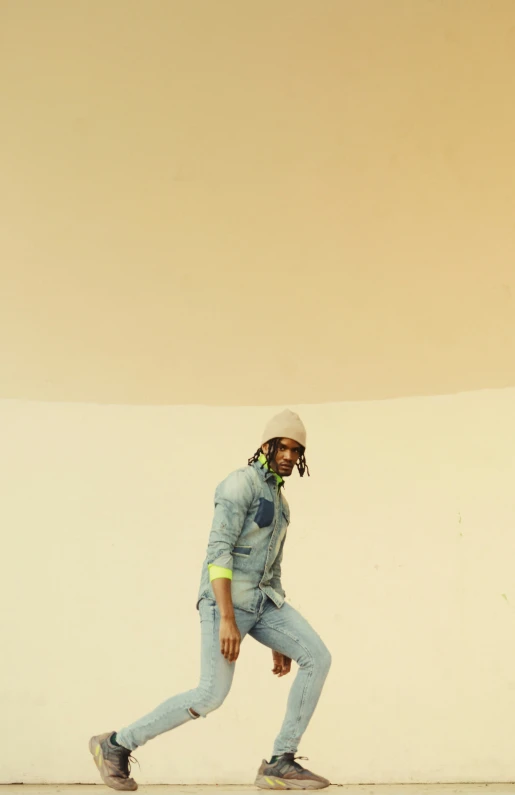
261, 409, 307, 448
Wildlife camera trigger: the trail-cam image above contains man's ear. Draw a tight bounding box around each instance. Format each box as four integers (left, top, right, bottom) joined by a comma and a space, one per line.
262, 442, 269, 454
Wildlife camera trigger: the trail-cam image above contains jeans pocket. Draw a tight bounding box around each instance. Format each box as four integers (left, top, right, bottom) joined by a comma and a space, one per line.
199, 598, 216, 623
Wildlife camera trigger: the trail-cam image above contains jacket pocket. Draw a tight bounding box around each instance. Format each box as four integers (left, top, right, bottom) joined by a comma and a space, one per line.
233, 546, 252, 557
254, 497, 275, 528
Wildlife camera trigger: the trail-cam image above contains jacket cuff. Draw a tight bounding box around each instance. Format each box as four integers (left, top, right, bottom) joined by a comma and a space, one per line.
208, 564, 233, 582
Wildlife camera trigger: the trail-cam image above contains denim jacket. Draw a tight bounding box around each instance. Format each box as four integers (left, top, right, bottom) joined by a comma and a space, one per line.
197, 458, 290, 612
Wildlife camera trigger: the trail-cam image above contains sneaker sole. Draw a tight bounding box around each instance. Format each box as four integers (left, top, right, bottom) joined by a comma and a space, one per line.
255, 774, 330, 790
89, 736, 138, 792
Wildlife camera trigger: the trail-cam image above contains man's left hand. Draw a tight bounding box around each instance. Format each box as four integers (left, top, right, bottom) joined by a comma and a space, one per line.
272, 650, 292, 677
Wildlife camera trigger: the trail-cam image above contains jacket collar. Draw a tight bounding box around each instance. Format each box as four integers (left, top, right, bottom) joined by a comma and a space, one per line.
253, 454, 284, 487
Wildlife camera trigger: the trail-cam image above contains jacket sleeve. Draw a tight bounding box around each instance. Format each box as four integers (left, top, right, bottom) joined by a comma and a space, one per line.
206, 470, 255, 575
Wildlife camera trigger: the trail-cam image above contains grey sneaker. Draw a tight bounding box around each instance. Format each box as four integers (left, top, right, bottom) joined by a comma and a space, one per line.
255, 754, 330, 790
89, 732, 138, 791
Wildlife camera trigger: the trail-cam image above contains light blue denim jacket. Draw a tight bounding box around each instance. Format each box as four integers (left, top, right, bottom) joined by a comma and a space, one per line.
197, 459, 290, 613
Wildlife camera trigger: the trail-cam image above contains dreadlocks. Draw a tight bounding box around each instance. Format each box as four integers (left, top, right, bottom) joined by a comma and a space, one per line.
248, 437, 310, 478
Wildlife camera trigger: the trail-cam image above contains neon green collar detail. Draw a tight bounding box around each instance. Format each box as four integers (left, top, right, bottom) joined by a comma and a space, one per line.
258, 453, 283, 485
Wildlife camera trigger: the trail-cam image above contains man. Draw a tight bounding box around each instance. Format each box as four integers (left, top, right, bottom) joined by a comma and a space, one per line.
90, 409, 332, 791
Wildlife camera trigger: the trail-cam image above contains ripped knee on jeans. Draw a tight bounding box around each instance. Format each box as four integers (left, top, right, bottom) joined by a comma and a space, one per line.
188, 708, 201, 719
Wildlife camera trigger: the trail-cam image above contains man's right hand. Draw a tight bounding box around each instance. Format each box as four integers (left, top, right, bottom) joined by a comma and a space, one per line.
219, 617, 241, 663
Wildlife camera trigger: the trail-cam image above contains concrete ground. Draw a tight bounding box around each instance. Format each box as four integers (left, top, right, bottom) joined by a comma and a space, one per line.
1, 786, 514, 795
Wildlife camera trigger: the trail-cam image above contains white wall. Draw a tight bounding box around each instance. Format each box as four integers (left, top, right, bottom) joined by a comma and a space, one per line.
1, 389, 514, 784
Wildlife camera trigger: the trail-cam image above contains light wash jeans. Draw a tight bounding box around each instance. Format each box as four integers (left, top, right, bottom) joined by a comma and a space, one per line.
117, 594, 331, 754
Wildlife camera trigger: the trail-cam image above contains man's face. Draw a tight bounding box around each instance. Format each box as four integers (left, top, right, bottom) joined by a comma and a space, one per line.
263, 437, 302, 478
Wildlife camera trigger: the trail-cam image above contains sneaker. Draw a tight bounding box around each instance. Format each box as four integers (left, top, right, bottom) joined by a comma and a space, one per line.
89, 732, 138, 791
255, 754, 330, 790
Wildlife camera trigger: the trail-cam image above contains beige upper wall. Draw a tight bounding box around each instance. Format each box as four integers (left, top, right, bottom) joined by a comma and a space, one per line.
1, 0, 514, 405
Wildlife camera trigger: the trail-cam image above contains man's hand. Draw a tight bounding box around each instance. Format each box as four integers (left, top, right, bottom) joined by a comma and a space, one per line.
220, 617, 241, 663
272, 650, 292, 677
212, 578, 240, 663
